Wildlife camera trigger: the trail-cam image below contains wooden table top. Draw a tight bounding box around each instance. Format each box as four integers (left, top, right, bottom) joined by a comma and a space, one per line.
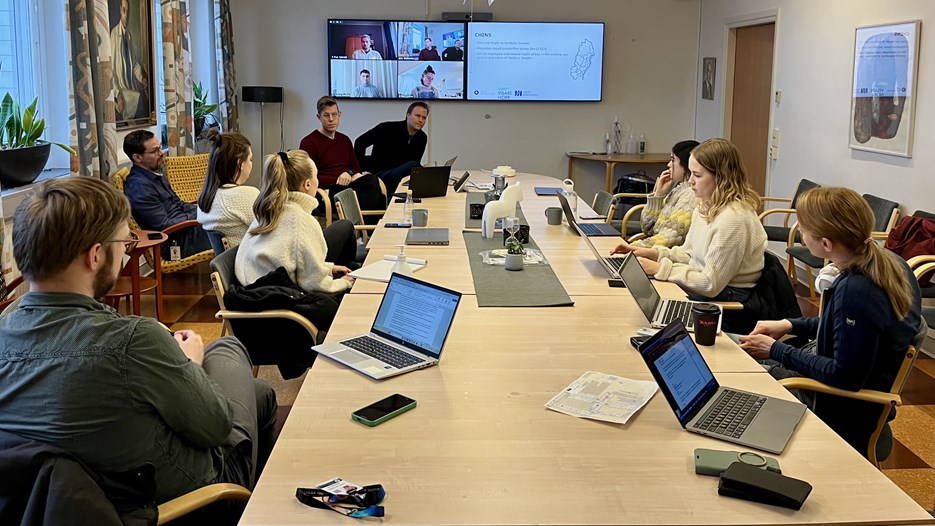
239, 173, 934, 526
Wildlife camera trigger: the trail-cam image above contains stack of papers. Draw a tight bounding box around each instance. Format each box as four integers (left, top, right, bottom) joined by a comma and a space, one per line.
349, 256, 427, 283
545, 371, 658, 425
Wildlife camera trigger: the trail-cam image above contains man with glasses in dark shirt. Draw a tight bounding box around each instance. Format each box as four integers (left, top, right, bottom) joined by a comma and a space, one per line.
0, 177, 277, 505
123, 130, 212, 259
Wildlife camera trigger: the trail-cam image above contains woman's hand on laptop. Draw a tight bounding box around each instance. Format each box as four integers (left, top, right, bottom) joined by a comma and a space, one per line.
637, 256, 660, 276
611, 243, 659, 261
749, 319, 793, 340
738, 334, 774, 359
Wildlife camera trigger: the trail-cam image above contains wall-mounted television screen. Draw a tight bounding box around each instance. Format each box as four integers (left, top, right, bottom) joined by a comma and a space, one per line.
328, 19, 467, 100
466, 21, 604, 101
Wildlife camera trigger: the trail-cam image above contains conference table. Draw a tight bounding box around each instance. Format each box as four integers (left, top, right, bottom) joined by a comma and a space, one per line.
239, 173, 933, 526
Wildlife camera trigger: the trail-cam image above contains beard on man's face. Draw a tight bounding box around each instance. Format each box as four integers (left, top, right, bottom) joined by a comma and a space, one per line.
92, 246, 119, 301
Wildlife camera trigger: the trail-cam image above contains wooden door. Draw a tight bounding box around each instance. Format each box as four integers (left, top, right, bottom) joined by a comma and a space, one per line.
729, 23, 774, 196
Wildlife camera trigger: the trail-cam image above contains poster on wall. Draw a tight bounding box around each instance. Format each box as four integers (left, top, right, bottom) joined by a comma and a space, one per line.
109, 0, 157, 128
848, 20, 920, 157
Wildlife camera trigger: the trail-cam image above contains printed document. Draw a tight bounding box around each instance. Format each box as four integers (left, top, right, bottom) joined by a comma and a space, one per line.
545, 371, 658, 425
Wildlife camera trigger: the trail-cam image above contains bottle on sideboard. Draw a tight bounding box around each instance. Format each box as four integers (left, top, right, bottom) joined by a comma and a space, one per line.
626, 133, 637, 154
638, 134, 646, 154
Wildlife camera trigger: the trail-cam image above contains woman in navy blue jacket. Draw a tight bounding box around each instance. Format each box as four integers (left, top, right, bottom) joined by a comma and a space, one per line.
739, 187, 921, 460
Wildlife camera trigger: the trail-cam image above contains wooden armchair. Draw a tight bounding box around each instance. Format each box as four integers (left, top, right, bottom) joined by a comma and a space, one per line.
157, 483, 251, 524
779, 345, 918, 468
334, 188, 383, 245
758, 178, 820, 244
113, 167, 215, 275
164, 153, 210, 203
590, 190, 649, 241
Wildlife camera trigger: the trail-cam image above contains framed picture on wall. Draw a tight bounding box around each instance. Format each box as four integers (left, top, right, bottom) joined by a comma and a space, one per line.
701, 57, 715, 100
848, 20, 921, 157
109, 0, 157, 128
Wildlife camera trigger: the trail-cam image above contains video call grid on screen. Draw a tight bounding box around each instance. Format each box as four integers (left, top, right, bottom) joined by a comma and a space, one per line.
328, 19, 467, 101
466, 21, 605, 102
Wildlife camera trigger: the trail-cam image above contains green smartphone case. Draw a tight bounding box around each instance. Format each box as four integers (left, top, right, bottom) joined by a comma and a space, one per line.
351, 400, 417, 427
694, 448, 781, 476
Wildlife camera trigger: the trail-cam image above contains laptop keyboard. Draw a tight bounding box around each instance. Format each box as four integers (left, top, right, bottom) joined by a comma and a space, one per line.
604, 257, 626, 273
341, 336, 425, 369
693, 389, 767, 438
579, 223, 604, 235
661, 300, 693, 328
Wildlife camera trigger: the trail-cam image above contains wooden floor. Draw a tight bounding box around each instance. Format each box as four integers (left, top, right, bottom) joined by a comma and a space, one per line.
147, 261, 935, 513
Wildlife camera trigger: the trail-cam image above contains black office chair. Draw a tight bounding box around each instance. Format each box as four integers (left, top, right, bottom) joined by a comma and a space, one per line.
759, 178, 820, 244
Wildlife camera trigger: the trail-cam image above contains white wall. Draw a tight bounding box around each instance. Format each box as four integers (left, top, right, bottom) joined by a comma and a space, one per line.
696, 0, 935, 216
229, 0, 701, 193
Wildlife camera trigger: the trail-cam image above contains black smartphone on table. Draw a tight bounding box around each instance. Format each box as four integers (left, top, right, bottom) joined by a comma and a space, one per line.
351, 394, 417, 427
147, 232, 163, 240
384, 222, 412, 228
394, 197, 422, 203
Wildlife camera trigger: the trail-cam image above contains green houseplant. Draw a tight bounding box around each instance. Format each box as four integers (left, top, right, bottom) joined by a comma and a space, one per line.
0, 92, 76, 187
192, 81, 219, 139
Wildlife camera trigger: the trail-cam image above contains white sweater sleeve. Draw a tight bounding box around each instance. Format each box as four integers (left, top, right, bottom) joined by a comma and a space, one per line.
293, 214, 350, 295
655, 205, 764, 297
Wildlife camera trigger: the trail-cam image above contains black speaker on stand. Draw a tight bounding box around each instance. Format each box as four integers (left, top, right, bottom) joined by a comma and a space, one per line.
242, 86, 283, 159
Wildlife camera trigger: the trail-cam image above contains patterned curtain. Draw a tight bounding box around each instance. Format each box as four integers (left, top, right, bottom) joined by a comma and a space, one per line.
160, 0, 195, 155
64, 0, 119, 178
0, 204, 11, 299
213, 0, 239, 132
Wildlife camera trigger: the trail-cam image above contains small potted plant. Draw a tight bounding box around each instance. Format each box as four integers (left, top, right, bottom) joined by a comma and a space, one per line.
503, 217, 525, 271
0, 93, 75, 187
192, 81, 219, 139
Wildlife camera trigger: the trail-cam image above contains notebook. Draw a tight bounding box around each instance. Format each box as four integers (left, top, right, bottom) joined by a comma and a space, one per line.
573, 221, 627, 278
638, 321, 806, 454
556, 192, 619, 236
406, 228, 450, 246
617, 253, 723, 333
313, 273, 462, 380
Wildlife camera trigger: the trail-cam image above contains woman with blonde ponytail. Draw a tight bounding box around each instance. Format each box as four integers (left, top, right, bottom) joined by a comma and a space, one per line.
739, 187, 921, 459
235, 150, 357, 295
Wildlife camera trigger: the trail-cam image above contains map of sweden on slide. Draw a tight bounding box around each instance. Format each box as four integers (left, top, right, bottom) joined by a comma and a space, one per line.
570, 39, 595, 80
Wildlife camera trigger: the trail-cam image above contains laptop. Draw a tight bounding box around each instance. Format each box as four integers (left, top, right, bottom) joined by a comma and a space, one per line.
572, 222, 627, 278
534, 187, 563, 196
443, 156, 457, 167
638, 321, 806, 454
617, 252, 723, 333
452, 171, 471, 192
313, 273, 462, 380
397, 166, 452, 198
406, 228, 450, 246
556, 192, 619, 236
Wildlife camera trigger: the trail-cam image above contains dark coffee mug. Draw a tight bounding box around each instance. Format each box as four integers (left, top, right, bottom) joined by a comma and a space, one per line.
692, 303, 721, 346
502, 224, 530, 245
469, 202, 485, 219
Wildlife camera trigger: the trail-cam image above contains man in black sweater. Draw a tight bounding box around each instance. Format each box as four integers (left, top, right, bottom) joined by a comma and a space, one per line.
354, 102, 429, 195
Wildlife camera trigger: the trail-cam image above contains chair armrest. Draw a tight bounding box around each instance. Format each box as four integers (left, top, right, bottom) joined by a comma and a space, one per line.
907, 254, 935, 269
710, 301, 744, 311
913, 261, 935, 281
757, 208, 796, 225
612, 192, 650, 200
354, 225, 378, 232
778, 377, 901, 406
869, 231, 889, 241
787, 222, 800, 246
361, 210, 385, 216
761, 196, 793, 204
157, 483, 251, 525
626, 233, 647, 243
215, 309, 319, 339
317, 189, 332, 227
162, 219, 202, 236
621, 204, 646, 236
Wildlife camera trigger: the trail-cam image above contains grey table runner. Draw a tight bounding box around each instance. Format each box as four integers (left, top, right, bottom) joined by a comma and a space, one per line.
462, 232, 574, 307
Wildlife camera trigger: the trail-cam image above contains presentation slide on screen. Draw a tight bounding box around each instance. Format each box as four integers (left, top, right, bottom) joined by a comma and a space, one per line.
467, 22, 604, 101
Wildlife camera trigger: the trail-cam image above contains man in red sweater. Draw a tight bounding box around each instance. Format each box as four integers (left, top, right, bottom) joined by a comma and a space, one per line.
298, 96, 385, 216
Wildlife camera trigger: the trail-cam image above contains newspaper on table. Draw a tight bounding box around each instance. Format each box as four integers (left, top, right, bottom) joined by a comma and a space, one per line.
545, 371, 658, 425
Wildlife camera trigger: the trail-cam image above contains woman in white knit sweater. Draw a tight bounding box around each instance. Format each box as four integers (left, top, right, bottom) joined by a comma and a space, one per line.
612, 138, 766, 301
196, 130, 258, 246
235, 150, 355, 295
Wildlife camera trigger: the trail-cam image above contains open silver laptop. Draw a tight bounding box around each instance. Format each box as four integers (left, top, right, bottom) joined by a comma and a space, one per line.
617, 252, 722, 333
313, 274, 462, 380
556, 192, 619, 236
638, 321, 806, 454
572, 222, 626, 278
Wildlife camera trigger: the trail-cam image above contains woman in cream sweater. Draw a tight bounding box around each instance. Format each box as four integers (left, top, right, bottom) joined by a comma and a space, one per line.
612, 138, 766, 301
197, 130, 258, 246
235, 150, 355, 295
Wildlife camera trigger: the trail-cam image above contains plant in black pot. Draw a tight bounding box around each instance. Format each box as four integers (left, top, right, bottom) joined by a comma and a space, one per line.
193, 81, 219, 139
0, 92, 75, 188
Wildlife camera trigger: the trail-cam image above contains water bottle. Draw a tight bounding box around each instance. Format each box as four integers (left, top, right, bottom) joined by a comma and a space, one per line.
626, 133, 637, 154
639, 134, 646, 154
562, 179, 578, 220
604, 133, 612, 156
401, 190, 413, 224
391, 245, 413, 276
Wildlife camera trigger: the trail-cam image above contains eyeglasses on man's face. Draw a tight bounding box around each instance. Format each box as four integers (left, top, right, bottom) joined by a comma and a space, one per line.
104, 232, 140, 254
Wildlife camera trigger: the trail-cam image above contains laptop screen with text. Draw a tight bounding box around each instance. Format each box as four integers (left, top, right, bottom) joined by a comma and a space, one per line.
371, 274, 461, 358
640, 323, 719, 423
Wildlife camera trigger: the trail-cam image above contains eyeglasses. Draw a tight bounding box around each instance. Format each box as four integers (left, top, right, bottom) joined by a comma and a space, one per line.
145, 146, 163, 155
319, 112, 341, 119
104, 232, 140, 254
